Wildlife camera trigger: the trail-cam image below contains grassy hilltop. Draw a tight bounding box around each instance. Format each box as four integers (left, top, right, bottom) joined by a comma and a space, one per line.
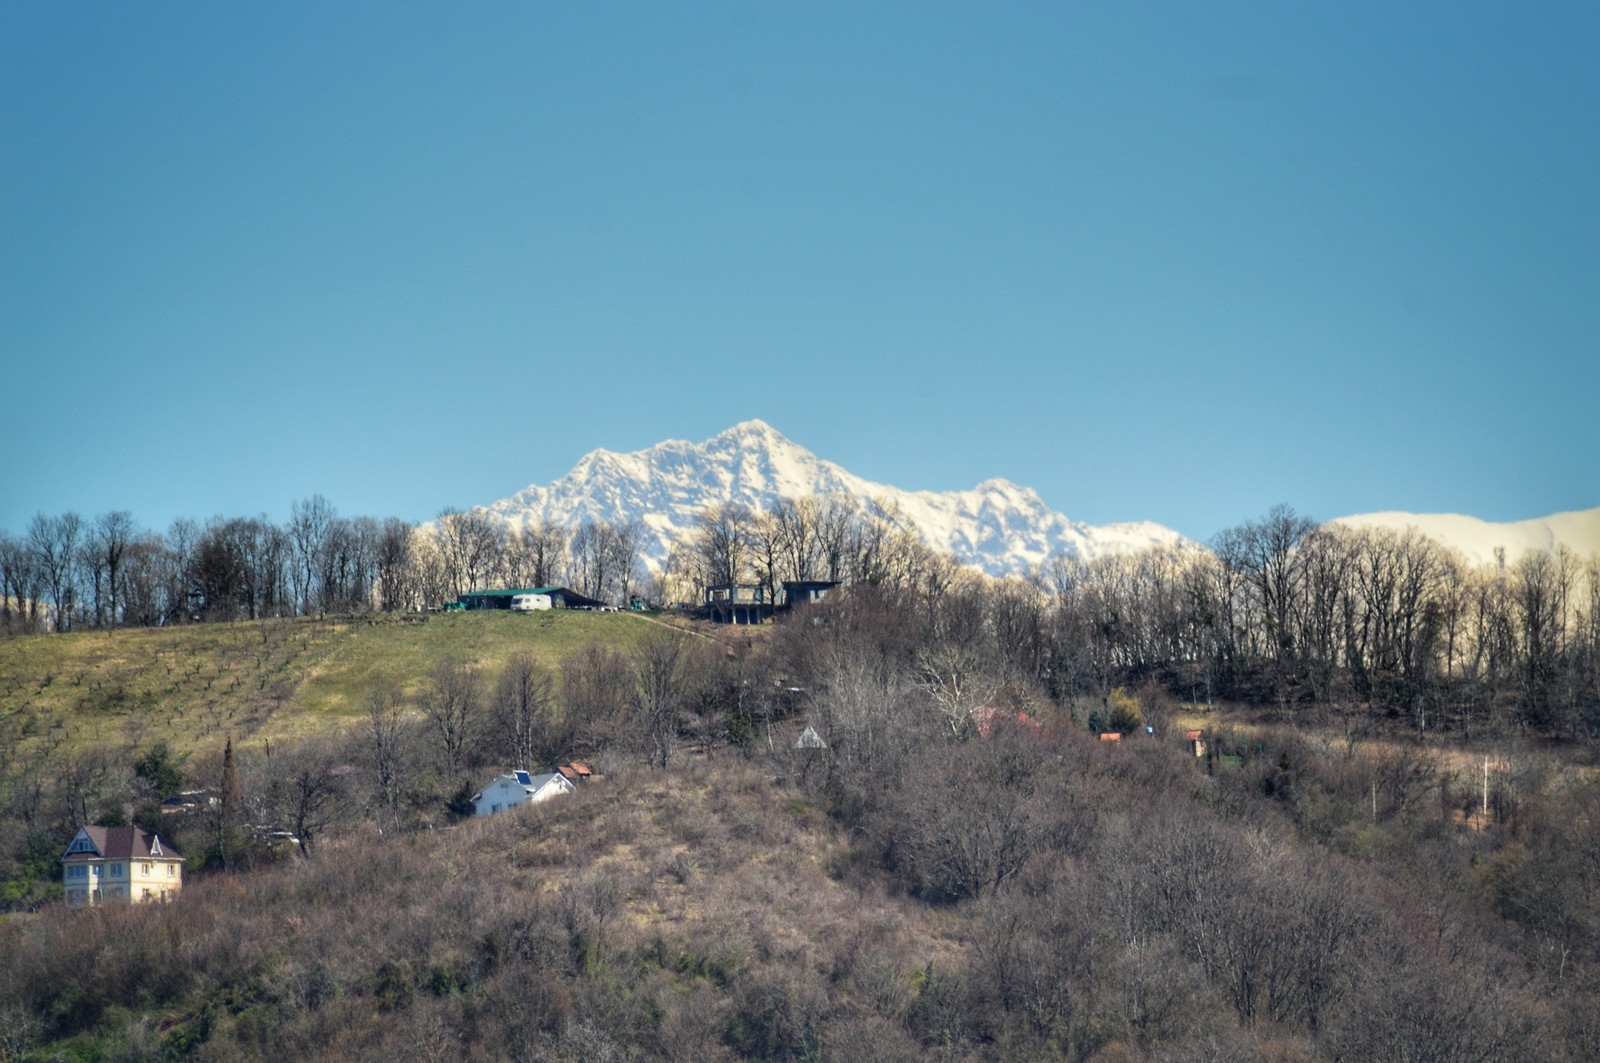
0, 611, 669, 757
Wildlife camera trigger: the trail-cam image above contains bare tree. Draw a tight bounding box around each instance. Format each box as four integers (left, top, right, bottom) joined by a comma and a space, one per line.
609, 519, 643, 606
91, 510, 137, 628
289, 494, 335, 616
527, 519, 568, 587
504, 519, 568, 589
880, 727, 1064, 900
633, 628, 686, 768
164, 517, 199, 623
915, 640, 1001, 737
368, 684, 406, 827
0, 531, 38, 632
420, 657, 481, 776
562, 644, 633, 753
434, 508, 506, 599
117, 532, 174, 628
570, 519, 642, 605
1210, 505, 1316, 704
692, 502, 755, 591
410, 527, 453, 609
494, 651, 558, 770
770, 496, 826, 583
374, 516, 417, 611
191, 519, 249, 621
816, 495, 859, 582
269, 749, 345, 857
28, 511, 83, 631
1515, 547, 1578, 732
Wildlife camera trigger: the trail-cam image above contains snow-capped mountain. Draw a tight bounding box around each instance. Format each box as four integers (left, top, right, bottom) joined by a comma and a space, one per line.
483, 420, 1188, 577
1329, 508, 1600, 568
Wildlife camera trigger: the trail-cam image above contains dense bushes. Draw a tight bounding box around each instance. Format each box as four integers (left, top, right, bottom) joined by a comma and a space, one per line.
0, 733, 1594, 1061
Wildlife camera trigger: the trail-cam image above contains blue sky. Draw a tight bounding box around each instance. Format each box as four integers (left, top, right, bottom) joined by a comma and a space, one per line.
3, 2, 1596, 543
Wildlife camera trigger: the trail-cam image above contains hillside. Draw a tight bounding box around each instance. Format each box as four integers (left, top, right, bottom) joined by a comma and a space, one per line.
0, 611, 662, 758
2, 578, 1600, 1060
5, 718, 1598, 1061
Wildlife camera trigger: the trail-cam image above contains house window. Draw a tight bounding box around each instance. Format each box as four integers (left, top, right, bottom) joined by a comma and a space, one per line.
68, 865, 86, 879
142, 863, 151, 875
110, 865, 121, 877
168, 865, 175, 877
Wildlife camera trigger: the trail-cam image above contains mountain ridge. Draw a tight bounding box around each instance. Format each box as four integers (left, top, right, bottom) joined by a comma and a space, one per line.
1330, 507, 1600, 568
476, 420, 1598, 576
484, 420, 1188, 577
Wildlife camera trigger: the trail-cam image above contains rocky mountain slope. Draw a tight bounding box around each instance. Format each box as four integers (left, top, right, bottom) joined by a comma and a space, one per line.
475, 420, 1596, 576
484, 420, 1188, 576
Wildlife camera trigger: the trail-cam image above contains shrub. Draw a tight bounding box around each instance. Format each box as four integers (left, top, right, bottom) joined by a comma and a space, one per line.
1107, 687, 1143, 734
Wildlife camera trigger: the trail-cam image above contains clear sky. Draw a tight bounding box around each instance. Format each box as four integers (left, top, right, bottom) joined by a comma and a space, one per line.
3, 2, 1596, 543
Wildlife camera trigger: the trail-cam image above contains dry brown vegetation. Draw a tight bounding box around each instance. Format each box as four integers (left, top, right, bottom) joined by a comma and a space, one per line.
4, 725, 1596, 1062
2, 566, 1600, 1060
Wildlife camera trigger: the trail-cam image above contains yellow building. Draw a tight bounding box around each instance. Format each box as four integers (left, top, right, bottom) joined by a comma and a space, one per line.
61, 825, 183, 905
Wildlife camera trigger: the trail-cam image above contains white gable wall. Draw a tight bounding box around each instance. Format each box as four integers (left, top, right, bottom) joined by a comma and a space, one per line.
473, 773, 574, 816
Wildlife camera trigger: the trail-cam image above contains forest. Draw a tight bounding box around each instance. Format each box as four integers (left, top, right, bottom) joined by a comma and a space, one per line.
1, 498, 1598, 1060
4, 497, 1597, 740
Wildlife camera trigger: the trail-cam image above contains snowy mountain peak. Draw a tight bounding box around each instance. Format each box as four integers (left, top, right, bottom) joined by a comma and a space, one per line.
715, 418, 788, 444
484, 422, 1190, 577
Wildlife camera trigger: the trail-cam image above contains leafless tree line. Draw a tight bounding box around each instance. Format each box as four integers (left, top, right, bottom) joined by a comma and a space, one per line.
1029, 505, 1600, 736
5, 495, 1597, 738
0, 499, 417, 631
0, 500, 644, 628
660, 495, 964, 607
0, 491, 955, 631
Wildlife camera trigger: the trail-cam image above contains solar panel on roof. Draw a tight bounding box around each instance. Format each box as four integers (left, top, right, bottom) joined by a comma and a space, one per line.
514, 770, 532, 786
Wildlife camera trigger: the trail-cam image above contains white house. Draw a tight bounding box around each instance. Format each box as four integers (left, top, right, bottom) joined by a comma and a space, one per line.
472, 770, 574, 816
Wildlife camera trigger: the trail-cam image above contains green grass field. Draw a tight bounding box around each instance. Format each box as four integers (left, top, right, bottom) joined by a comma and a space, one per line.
0, 610, 662, 755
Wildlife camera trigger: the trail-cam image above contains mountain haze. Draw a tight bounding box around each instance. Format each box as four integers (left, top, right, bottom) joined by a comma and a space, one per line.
1330, 507, 1600, 567
484, 420, 1188, 577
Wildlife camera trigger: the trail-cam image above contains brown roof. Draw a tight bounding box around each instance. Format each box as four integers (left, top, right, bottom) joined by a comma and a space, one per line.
63, 825, 181, 862
1099, 732, 1123, 742
557, 766, 578, 782
567, 761, 593, 776
1185, 729, 1204, 741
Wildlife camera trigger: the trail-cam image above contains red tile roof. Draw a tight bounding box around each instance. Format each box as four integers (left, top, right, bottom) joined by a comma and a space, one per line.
970, 705, 1042, 738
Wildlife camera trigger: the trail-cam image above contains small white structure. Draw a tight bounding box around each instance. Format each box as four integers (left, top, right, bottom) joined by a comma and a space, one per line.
473, 770, 573, 816
511, 593, 553, 611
